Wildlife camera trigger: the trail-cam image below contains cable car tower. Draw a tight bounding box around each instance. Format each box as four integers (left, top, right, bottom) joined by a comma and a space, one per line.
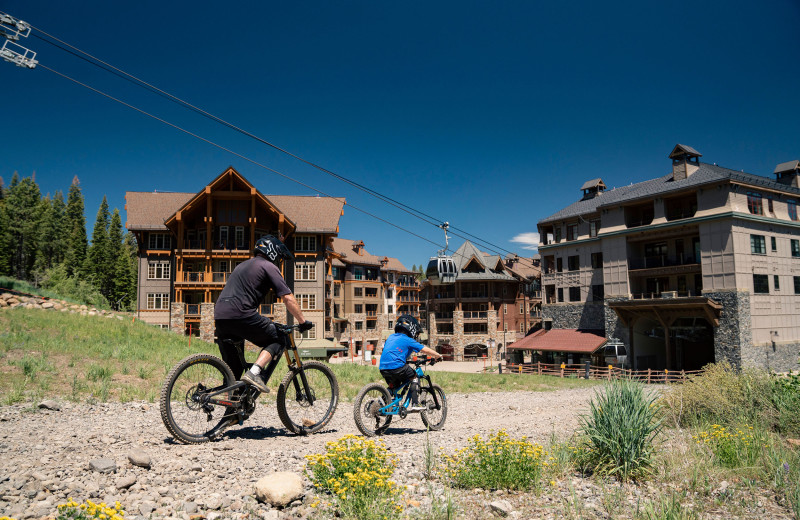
0, 12, 38, 69
425, 222, 457, 285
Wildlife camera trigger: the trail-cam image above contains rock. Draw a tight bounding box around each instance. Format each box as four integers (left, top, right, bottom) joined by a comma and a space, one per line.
254, 472, 303, 507
116, 476, 137, 490
490, 499, 514, 517
139, 500, 157, 516
89, 459, 117, 474
183, 501, 198, 514
128, 449, 152, 469
41, 302, 54, 309
37, 398, 60, 410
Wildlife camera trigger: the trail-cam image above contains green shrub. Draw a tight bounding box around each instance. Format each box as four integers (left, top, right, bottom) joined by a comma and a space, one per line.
693, 424, 764, 468
444, 430, 546, 491
636, 491, 699, 520
578, 378, 662, 481
660, 362, 777, 430
772, 375, 800, 436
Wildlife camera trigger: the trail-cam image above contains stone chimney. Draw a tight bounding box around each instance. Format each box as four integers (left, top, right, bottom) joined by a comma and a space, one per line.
669, 144, 702, 181
774, 160, 800, 188
580, 179, 606, 200
352, 240, 365, 255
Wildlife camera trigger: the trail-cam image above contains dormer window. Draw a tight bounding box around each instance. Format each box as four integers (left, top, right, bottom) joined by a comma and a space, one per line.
746, 191, 763, 215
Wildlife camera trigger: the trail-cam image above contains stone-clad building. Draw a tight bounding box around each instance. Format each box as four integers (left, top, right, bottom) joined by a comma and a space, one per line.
424, 240, 541, 361
536, 145, 800, 372
125, 166, 344, 343
325, 238, 421, 355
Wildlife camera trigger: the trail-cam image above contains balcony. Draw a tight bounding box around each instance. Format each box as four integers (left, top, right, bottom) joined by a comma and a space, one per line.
463, 311, 488, 319
186, 304, 200, 316
212, 272, 229, 283
435, 311, 454, 320
460, 291, 488, 299
183, 272, 205, 282
629, 255, 699, 271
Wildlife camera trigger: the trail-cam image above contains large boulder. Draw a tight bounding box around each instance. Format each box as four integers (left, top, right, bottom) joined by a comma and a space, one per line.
254, 472, 304, 507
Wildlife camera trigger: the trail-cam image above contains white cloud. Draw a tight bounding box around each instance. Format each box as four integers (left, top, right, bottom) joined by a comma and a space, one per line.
510, 232, 539, 251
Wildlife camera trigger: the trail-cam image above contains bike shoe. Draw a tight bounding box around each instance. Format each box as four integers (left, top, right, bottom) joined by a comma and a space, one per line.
241, 371, 270, 393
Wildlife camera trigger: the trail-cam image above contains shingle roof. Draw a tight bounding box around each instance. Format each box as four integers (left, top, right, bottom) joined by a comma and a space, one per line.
775, 160, 800, 174
125, 191, 344, 233
125, 191, 194, 230
267, 195, 344, 233
539, 162, 800, 224
448, 241, 515, 281
329, 237, 411, 272
507, 329, 607, 353
580, 178, 605, 190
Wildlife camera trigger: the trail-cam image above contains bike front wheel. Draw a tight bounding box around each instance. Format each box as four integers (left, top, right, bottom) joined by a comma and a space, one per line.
353, 383, 393, 437
160, 353, 236, 444
276, 361, 339, 434
420, 384, 448, 431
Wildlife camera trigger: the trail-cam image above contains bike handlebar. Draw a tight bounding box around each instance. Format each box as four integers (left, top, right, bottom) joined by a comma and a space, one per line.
273, 323, 301, 334
411, 355, 439, 366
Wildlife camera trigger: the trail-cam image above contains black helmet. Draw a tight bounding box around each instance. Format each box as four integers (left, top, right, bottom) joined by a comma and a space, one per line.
395, 314, 421, 340
254, 235, 293, 265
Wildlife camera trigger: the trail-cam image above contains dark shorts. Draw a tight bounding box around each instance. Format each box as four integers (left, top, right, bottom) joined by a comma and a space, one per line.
215, 314, 286, 378
380, 364, 417, 389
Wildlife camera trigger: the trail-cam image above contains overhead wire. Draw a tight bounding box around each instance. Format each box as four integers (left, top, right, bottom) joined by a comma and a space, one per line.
31, 26, 542, 271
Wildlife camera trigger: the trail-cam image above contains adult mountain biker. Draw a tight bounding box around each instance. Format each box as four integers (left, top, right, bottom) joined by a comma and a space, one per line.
379, 314, 442, 411
214, 234, 313, 393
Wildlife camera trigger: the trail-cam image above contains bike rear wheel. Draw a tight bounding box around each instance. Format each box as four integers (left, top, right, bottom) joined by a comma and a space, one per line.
276, 361, 339, 434
420, 384, 447, 431
160, 354, 236, 444
353, 383, 393, 437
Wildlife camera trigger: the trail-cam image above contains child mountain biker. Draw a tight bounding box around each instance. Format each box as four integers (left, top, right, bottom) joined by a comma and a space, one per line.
379, 314, 443, 411
214, 234, 313, 393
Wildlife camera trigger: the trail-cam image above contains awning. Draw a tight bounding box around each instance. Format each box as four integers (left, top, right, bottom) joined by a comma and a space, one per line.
507, 329, 607, 354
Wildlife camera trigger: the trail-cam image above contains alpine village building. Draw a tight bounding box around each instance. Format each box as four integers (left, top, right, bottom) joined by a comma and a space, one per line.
424, 240, 542, 361
124, 166, 420, 355
524, 144, 800, 373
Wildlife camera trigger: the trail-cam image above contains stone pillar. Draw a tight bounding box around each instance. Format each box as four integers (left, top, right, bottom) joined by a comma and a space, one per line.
274, 302, 288, 324
454, 310, 464, 361
706, 290, 750, 370
200, 303, 215, 343
429, 311, 438, 348
170, 302, 185, 334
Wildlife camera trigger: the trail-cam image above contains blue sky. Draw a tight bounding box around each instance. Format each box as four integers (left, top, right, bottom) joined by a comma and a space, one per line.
2, 1, 799, 270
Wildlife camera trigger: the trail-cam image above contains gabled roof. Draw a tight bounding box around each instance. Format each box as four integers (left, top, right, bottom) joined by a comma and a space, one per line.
580, 178, 606, 190
125, 191, 193, 230
775, 160, 800, 174
669, 144, 702, 158
268, 195, 344, 234
329, 237, 411, 272
539, 162, 800, 225
507, 329, 606, 353
449, 240, 515, 281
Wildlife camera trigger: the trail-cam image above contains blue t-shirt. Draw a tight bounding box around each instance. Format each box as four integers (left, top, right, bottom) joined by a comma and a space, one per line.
379, 333, 424, 370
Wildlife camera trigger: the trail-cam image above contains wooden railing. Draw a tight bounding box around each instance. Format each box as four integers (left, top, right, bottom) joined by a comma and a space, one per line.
503, 362, 704, 383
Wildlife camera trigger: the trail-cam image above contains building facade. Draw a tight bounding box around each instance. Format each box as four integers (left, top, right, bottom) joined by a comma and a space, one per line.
325, 238, 421, 355
125, 167, 344, 343
423, 241, 542, 361
537, 145, 800, 372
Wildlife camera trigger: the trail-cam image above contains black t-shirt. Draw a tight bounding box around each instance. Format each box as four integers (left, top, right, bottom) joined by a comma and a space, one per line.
214, 256, 291, 319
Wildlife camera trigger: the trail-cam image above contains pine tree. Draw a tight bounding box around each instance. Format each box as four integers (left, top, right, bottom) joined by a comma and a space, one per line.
107, 209, 125, 306
123, 232, 139, 310
34, 194, 58, 275
86, 196, 111, 300
0, 176, 8, 275
64, 176, 87, 277
51, 191, 68, 265
3, 174, 42, 280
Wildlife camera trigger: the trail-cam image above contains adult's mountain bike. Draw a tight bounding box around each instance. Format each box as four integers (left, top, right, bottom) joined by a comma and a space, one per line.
353, 356, 447, 436
160, 323, 339, 444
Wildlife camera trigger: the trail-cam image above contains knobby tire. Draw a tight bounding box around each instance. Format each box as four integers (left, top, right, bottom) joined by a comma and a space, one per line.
276, 361, 339, 434
353, 382, 393, 437
420, 383, 448, 430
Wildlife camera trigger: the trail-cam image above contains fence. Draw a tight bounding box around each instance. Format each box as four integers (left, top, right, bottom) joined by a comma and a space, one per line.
503, 362, 704, 384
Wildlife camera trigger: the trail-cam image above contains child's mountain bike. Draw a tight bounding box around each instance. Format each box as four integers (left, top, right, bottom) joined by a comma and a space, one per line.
160, 323, 339, 443
353, 356, 447, 436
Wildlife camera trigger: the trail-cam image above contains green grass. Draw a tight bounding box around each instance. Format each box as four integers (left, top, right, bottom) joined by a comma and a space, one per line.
0, 275, 81, 304
0, 307, 595, 404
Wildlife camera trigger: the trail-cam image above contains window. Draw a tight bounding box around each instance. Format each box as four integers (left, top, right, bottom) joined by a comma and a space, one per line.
750, 235, 766, 255
774, 275, 780, 291
519, 304, 524, 314
387, 305, 393, 314
148, 233, 171, 250
592, 284, 604, 301
365, 287, 378, 298
504, 323, 508, 332
294, 236, 316, 252
146, 293, 169, 310
792, 240, 800, 258
589, 220, 600, 238
567, 223, 578, 241
557, 288, 564, 302
556, 258, 563, 273
354, 267, 363, 280
386, 288, 393, 298
355, 322, 363, 331
235, 226, 245, 248
569, 286, 581, 302
747, 191, 763, 215
294, 262, 316, 281
772, 236, 778, 252
794, 276, 800, 294
332, 266, 344, 280
218, 226, 229, 248
790, 200, 798, 221
554, 226, 562, 243
753, 274, 769, 294
333, 284, 340, 297
354, 304, 363, 313
354, 287, 363, 297
296, 324, 316, 340
297, 294, 316, 310
219, 260, 229, 273
148, 261, 170, 279
567, 255, 580, 271
504, 303, 507, 314
768, 196, 774, 214
591, 252, 603, 269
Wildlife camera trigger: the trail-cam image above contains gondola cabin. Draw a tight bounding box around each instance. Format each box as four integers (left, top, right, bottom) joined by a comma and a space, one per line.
426, 256, 457, 285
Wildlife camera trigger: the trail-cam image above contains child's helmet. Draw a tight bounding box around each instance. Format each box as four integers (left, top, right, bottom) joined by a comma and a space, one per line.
395, 314, 421, 340
254, 235, 293, 265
